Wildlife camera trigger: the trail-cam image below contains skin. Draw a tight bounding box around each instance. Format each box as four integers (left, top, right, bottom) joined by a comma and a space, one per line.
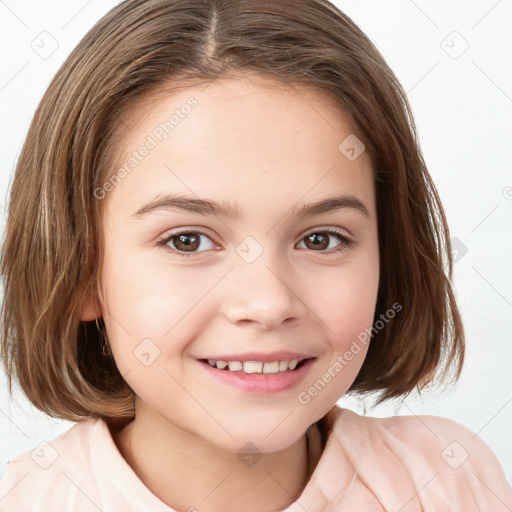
81, 72, 380, 512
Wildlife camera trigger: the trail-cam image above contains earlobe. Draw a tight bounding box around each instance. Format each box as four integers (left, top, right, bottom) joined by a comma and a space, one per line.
79, 294, 102, 321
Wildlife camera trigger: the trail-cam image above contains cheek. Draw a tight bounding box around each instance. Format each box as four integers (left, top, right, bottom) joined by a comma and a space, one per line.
297, 258, 378, 402
295, 287, 375, 419
99, 256, 219, 367
308, 259, 379, 342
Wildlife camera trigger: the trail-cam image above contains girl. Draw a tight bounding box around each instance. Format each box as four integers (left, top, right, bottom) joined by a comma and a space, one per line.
0, 0, 510, 510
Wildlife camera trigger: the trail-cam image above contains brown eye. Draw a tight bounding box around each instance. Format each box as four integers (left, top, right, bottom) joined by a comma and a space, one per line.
304, 233, 329, 250
157, 229, 217, 257
298, 230, 353, 253
173, 233, 201, 252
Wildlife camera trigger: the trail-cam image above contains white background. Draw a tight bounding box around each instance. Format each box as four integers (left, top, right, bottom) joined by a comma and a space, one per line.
0, 0, 511, 489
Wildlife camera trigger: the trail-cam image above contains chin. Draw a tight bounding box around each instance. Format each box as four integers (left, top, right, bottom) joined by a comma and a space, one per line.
208, 420, 308, 455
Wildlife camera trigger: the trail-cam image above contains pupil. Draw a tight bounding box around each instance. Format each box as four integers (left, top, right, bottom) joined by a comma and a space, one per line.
176, 233, 199, 251
308, 233, 328, 250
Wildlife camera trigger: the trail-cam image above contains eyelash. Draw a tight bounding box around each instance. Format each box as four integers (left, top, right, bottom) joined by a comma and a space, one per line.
155, 228, 354, 258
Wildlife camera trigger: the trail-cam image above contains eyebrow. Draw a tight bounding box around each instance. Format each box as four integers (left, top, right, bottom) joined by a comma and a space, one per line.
131, 193, 370, 220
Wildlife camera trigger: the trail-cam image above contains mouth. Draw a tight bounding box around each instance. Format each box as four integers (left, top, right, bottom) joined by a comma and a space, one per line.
199, 357, 313, 374
197, 357, 316, 394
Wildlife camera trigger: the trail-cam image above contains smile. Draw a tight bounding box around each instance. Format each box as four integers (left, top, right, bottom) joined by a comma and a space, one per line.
197, 357, 316, 394
202, 358, 309, 373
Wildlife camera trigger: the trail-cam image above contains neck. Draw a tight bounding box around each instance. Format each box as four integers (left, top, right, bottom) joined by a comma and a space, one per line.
110, 402, 316, 512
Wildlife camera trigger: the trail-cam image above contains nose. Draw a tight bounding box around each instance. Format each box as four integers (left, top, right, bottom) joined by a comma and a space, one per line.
221, 256, 307, 330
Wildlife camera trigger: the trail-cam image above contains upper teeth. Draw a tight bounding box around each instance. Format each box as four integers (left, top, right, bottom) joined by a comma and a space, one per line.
207, 359, 301, 373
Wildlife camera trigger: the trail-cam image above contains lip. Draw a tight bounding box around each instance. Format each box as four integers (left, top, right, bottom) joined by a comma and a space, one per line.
197, 351, 314, 363
197, 357, 316, 394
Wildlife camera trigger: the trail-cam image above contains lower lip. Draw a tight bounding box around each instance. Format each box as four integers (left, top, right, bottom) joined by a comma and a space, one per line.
197, 358, 315, 394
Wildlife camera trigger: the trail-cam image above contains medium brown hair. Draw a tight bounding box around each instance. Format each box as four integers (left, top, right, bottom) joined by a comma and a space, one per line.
0, 0, 464, 421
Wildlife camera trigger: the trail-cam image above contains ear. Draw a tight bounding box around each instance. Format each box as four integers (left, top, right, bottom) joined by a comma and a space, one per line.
80, 293, 103, 322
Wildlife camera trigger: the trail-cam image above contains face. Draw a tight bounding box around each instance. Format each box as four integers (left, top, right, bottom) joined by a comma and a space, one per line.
82, 73, 379, 453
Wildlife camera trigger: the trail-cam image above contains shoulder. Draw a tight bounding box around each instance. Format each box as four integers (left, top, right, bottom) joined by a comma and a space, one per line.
327, 407, 512, 510
380, 412, 507, 478
0, 417, 102, 511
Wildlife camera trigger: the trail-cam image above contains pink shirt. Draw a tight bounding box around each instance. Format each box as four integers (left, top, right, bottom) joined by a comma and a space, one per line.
1, 406, 511, 511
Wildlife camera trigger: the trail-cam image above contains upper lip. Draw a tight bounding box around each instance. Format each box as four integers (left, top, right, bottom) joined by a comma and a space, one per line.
198, 351, 315, 363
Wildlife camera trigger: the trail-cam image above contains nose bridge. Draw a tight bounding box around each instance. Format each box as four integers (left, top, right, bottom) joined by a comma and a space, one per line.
222, 241, 304, 328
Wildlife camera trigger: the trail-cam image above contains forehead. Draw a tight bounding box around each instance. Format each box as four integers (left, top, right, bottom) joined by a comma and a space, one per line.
104, 74, 376, 222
